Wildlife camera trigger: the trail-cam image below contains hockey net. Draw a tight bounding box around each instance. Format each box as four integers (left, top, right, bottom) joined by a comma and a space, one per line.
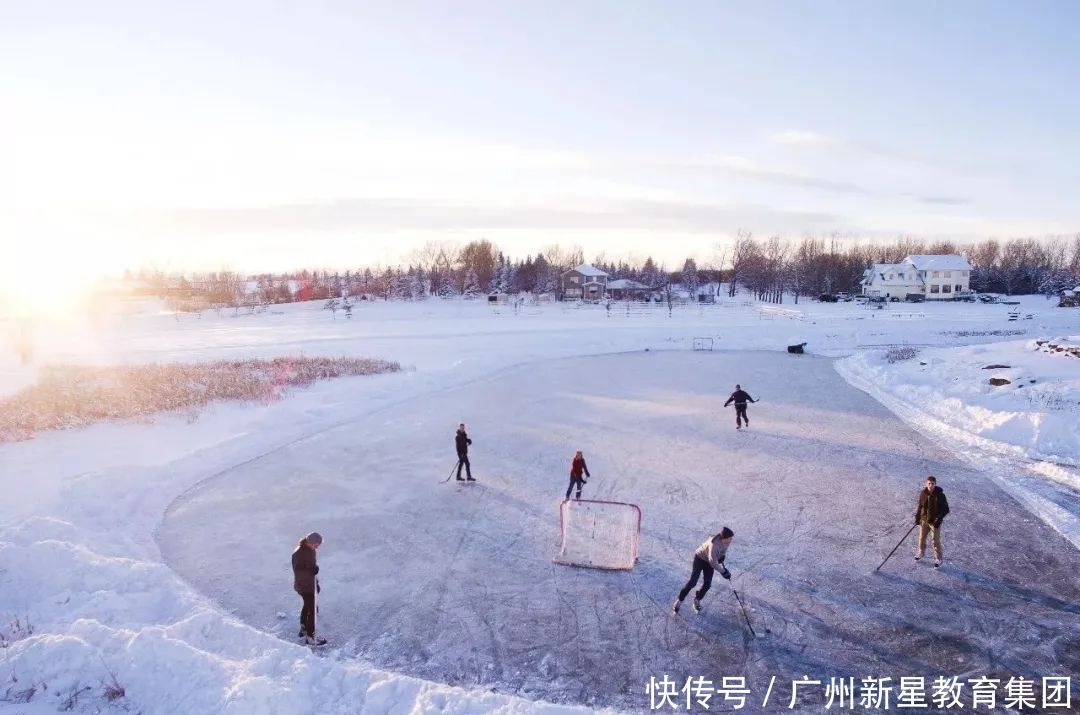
554, 499, 641, 570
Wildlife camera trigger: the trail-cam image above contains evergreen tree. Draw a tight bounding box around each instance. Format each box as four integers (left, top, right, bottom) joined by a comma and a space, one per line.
463, 267, 482, 298
438, 273, 458, 298
681, 258, 699, 294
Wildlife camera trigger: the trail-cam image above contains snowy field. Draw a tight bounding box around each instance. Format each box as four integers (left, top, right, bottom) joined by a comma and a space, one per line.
2, 295, 1079, 713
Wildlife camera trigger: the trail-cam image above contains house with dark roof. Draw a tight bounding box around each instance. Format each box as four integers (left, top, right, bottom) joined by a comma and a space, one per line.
560, 264, 609, 300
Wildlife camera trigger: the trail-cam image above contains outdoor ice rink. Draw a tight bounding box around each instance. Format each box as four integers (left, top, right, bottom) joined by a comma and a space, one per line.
159, 348, 1080, 712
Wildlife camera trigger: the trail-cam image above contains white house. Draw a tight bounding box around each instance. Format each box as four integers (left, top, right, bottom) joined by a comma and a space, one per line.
861, 254, 973, 300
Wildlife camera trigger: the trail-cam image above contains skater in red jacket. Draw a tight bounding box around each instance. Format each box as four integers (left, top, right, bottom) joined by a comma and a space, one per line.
565, 451, 591, 500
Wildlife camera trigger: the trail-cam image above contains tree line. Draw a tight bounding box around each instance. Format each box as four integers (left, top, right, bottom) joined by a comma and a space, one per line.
724, 233, 1080, 303
136, 234, 1080, 307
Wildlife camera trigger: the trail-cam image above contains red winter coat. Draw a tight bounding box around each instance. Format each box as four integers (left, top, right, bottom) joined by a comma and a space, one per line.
570, 456, 590, 479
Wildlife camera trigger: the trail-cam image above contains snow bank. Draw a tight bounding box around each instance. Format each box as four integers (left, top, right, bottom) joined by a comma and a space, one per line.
838, 338, 1080, 472
836, 337, 1080, 548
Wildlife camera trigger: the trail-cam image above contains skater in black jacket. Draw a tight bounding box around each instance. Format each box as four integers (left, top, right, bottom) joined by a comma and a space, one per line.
723, 384, 756, 429
455, 423, 475, 481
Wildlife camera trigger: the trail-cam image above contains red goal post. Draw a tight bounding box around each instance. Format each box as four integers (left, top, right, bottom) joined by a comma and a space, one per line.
554, 498, 642, 570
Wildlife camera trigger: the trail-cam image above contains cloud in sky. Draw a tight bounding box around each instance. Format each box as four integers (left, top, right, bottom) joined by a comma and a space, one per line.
917, 195, 970, 206
147, 196, 843, 235
769, 131, 841, 149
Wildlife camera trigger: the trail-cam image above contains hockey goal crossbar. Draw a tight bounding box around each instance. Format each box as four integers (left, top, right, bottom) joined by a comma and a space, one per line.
554, 498, 642, 571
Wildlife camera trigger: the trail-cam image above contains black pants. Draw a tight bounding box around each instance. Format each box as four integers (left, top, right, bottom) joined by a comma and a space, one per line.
566, 476, 585, 499
735, 404, 749, 427
298, 590, 316, 636
456, 453, 472, 479
678, 556, 714, 601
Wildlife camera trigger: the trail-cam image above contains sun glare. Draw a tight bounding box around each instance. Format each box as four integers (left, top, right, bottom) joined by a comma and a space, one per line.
0, 263, 96, 321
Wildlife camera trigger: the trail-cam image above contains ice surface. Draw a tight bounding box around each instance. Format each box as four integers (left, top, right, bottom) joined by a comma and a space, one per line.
2, 296, 1078, 713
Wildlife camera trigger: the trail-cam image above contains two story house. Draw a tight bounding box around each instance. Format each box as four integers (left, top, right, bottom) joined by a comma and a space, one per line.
560, 264, 609, 300
861, 254, 973, 300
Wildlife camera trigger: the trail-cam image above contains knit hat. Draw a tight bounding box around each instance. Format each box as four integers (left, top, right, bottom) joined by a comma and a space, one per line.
720, 527, 735, 539
305, 532, 323, 545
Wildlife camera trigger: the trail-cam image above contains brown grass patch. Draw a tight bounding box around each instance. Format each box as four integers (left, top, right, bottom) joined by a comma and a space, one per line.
0, 357, 400, 442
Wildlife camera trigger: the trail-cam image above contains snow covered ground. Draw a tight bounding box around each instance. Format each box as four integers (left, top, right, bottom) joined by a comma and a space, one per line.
1, 295, 1078, 713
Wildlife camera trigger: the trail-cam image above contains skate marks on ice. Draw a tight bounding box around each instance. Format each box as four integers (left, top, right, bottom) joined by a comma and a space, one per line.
158, 351, 1080, 712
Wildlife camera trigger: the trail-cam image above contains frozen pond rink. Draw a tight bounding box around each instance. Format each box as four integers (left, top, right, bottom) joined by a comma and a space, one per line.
159, 350, 1080, 712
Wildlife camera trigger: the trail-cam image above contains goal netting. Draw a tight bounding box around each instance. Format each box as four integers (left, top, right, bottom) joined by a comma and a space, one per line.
554, 499, 641, 570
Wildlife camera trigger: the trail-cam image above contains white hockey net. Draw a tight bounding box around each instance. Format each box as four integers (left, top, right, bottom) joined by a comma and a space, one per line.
554, 499, 641, 570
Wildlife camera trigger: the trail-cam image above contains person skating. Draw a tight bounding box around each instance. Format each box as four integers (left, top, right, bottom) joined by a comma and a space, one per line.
565, 450, 590, 500
914, 475, 949, 567
672, 527, 733, 614
455, 423, 475, 481
723, 384, 756, 430
292, 532, 327, 646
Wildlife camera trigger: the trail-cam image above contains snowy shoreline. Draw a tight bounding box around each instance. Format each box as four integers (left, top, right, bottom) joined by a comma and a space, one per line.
3, 298, 1078, 713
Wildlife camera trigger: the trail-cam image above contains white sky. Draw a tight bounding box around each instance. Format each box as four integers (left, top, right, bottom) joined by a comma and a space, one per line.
2, 1, 1078, 281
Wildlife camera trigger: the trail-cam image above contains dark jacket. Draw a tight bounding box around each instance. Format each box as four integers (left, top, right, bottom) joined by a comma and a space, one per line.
570, 455, 590, 479
915, 486, 950, 527
724, 390, 755, 407
292, 539, 319, 595
455, 430, 472, 456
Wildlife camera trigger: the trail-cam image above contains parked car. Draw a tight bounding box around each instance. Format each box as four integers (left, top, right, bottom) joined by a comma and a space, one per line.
867, 295, 887, 303
818, 294, 838, 303
978, 294, 999, 304
905, 293, 925, 303
835, 292, 853, 302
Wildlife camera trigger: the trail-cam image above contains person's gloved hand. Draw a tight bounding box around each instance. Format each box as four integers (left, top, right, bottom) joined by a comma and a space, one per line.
316, 580, 321, 594
313, 565, 319, 575
934, 519, 943, 528
720, 567, 731, 580
915, 517, 921, 526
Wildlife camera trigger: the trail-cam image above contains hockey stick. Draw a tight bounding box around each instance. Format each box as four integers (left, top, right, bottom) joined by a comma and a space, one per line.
732, 589, 756, 637
440, 461, 459, 483
875, 523, 918, 572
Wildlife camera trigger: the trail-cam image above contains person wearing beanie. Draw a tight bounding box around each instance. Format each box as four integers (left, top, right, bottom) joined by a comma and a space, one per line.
292, 532, 326, 645
455, 423, 475, 482
673, 527, 734, 615
565, 450, 591, 500
723, 385, 756, 430
914, 475, 950, 567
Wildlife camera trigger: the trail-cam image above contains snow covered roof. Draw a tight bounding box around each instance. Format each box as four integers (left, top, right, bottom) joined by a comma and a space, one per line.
565, 263, 608, 277
866, 264, 916, 285
905, 254, 972, 271
607, 278, 649, 289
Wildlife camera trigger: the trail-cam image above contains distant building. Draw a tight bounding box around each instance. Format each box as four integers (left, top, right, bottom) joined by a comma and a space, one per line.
861, 255, 973, 300
1059, 287, 1080, 308
560, 264, 609, 300
606, 278, 651, 301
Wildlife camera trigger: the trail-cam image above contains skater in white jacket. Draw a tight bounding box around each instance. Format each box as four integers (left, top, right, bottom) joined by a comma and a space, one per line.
672, 527, 733, 614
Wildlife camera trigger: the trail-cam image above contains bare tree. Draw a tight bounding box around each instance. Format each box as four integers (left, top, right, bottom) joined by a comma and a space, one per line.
458, 239, 500, 292
543, 244, 585, 273
728, 230, 755, 298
